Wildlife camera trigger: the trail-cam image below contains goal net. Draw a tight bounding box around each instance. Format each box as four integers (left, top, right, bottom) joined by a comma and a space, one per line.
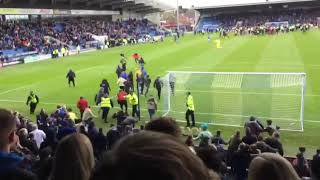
162, 71, 306, 132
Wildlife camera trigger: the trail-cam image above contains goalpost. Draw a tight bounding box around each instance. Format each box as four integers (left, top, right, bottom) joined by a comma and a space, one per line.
162, 71, 306, 132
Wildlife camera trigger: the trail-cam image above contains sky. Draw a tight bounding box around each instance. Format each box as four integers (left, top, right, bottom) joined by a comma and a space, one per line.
159, 0, 313, 8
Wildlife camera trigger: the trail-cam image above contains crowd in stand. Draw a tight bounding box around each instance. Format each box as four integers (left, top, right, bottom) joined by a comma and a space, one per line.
197, 9, 320, 36
0, 18, 161, 54
0, 106, 319, 180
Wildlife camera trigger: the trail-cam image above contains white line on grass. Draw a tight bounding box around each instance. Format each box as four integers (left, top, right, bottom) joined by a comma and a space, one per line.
175, 89, 320, 97
0, 99, 319, 124
0, 64, 105, 96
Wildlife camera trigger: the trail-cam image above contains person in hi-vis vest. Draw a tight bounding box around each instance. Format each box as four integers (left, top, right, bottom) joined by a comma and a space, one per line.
127, 90, 139, 118
26, 91, 39, 114
185, 92, 195, 127
100, 94, 114, 123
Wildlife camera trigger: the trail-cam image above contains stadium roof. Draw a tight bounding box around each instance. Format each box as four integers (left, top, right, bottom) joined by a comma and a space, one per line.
0, 0, 170, 14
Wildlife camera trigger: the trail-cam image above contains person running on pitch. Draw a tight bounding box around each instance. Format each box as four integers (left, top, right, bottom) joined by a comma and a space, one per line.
144, 75, 151, 97
120, 53, 127, 71
66, 69, 76, 87
26, 91, 39, 114
169, 73, 176, 95
153, 76, 163, 100
185, 92, 195, 127
100, 94, 114, 123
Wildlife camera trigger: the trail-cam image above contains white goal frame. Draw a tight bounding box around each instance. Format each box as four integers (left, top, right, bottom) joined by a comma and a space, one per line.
163, 71, 307, 132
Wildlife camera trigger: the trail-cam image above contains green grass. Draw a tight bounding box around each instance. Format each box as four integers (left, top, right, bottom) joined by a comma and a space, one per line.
1, 30, 320, 157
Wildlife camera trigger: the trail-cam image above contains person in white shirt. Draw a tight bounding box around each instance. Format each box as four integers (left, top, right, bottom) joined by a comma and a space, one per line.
29, 124, 46, 148
117, 77, 127, 90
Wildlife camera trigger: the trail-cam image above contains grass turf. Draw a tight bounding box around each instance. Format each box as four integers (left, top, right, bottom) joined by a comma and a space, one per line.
0, 30, 320, 157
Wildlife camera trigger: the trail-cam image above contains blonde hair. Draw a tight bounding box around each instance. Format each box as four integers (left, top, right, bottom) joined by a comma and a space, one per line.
248, 153, 300, 180
50, 133, 94, 180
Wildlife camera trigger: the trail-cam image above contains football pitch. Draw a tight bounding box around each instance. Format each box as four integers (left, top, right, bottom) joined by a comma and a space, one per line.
0, 30, 320, 157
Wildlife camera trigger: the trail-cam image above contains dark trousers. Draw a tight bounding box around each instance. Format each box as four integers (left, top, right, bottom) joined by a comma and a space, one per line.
170, 82, 175, 95
144, 85, 150, 96
156, 88, 161, 100
118, 100, 128, 112
148, 109, 155, 120
132, 105, 139, 118
68, 78, 75, 87
139, 82, 144, 94
122, 63, 126, 71
30, 103, 37, 114
80, 110, 84, 119
185, 109, 195, 127
101, 107, 110, 122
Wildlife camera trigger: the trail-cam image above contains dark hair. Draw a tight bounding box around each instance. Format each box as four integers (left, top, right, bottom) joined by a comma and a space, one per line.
197, 147, 225, 174
311, 154, 320, 179
91, 131, 216, 180
257, 135, 264, 141
145, 117, 181, 137
0, 108, 15, 149
266, 120, 272, 125
50, 133, 94, 180
185, 135, 194, 146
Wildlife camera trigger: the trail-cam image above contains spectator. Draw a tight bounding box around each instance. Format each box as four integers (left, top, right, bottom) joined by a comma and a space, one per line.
29, 124, 46, 149
194, 123, 213, 142
82, 106, 96, 123
91, 131, 219, 180
18, 128, 38, 156
248, 153, 300, 180
77, 97, 89, 118
228, 130, 241, 153
311, 150, 320, 180
145, 117, 180, 137
49, 133, 94, 180
212, 130, 228, 151
0, 108, 37, 180
185, 135, 196, 154
254, 135, 277, 153
293, 147, 310, 178
197, 146, 228, 179
244, 116, 264, 136
32, 147, 52, 180
264, 119, 277, 136
106, 124, 121, 150
36, 108, 48, 128
241, 127, 257, 145
264, 132, 284, 156
231, 143, 251, 180
147, 96, 157, 120
67, 107, 78, 123
92, 128, 107, 160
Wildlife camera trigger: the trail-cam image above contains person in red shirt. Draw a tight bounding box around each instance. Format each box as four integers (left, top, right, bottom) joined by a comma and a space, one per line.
117, 89, 127, 113
77, 96, 89, 118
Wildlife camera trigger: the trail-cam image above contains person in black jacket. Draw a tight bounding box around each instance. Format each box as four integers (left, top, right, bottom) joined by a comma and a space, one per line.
153, 76, 163, 100
66, 69, 76, 87
264, 132, 284, 156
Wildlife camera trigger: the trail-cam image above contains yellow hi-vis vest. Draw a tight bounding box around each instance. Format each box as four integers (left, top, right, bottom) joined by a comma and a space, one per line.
31, 95, 37, 103
127, 93, 138, 105
101, 97, 111, 108
61, 47, 66, 54
187, 95, 194, 111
